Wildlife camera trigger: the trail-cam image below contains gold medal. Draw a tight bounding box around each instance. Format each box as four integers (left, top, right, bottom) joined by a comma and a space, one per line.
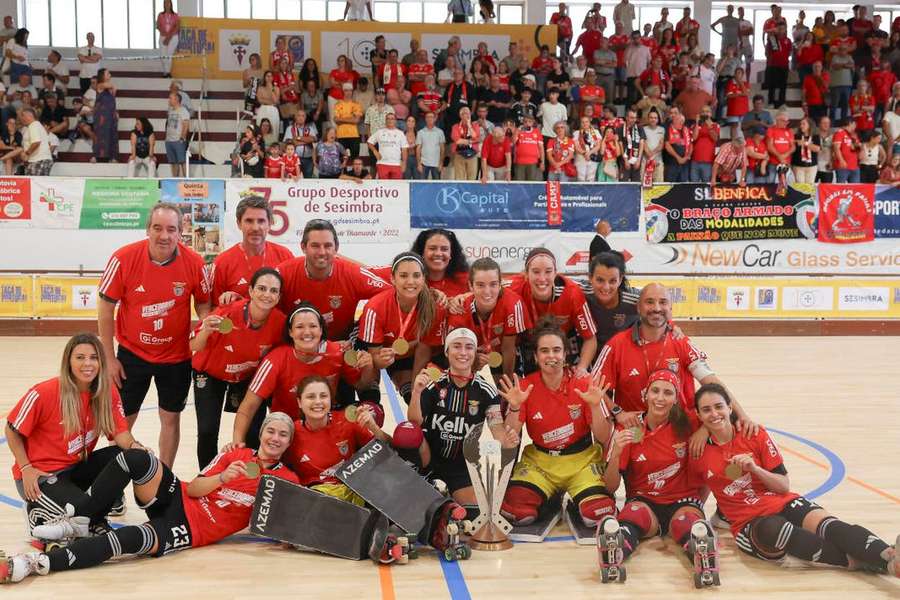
218, 317, 234, 334
725, 463, 743, 480
425, 367, 443, 382
344, 404, 358, 423
244, 461, 261, 479
629, 426, 643, 443
343, 349, 359, 367
487, 351, 503, 369
392, 338, 410, 355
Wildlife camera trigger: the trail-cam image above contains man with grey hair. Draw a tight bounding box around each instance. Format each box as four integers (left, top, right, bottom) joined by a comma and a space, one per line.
21, 107, 53, 175
711, 133, 748, 185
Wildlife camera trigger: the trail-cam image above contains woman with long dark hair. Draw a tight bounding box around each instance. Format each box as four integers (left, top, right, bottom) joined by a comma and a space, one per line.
127, 117, 156, 177
5, 28, 30, 81
92, 68, 118, 163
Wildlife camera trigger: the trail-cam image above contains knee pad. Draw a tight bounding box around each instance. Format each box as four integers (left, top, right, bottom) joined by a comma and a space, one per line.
669, 510, 703, 545
578, 495, 616, 527
618, 501, 653, 536
109, 523, 158, 557
392, 421, 423, 450
752, 515, 793, 552
359, 401, 385, 428
116, 448, 159, 485
500, 485, 543, 525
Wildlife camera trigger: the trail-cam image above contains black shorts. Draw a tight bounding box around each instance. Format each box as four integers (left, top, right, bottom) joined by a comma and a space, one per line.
118, 345, 192, 415
426, 459, 472, 494
142, 464, 194, 557
734, 496, 823, 561
625, 496, 704, 537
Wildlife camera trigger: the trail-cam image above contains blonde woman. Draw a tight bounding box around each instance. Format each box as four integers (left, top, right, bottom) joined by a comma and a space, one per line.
5, 333, 143, 536
574, 115, 602, 182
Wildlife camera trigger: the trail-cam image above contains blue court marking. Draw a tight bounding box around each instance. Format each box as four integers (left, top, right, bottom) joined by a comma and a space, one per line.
380, 370, 473, 600
766, 427, 846, 500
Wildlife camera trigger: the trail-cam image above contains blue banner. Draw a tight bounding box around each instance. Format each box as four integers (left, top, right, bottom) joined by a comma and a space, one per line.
410, 182, 551, 230
874, 184, 900, 238
560, 183, 640, 232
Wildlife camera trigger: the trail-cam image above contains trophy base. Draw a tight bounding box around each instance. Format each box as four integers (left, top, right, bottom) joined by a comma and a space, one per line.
470, 523, 513, 551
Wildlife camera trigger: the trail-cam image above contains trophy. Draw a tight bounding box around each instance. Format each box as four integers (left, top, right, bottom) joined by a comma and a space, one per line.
462, 422, 517, 551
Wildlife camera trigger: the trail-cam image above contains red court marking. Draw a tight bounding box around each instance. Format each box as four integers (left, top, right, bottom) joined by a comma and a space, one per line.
780, 446, 900, 506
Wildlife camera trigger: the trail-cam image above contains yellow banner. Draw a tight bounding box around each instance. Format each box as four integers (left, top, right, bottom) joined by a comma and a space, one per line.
0, 276, 32, 317
33, 277, 101, 318
630, 277, 900, 319
175, 17, 556, 80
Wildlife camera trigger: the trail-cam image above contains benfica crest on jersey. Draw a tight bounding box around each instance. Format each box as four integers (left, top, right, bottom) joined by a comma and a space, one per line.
172, 281, 186, 297
337, 440, 350, 456
328, 295, 342, 309
666, 358, 679, 373
568, 404, 582, 420
673, 442, 686, 458
468, 399, 479, 416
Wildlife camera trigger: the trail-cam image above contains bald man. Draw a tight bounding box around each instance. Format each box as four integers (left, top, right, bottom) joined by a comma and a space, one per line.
592, 283, 756, 450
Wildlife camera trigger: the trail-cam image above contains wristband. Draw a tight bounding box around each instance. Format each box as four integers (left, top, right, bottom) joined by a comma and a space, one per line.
508, 407, 521, 413
21, 463, 32, 470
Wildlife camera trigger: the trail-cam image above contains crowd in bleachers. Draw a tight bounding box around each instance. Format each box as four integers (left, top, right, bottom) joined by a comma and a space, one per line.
238, 2, 900, 186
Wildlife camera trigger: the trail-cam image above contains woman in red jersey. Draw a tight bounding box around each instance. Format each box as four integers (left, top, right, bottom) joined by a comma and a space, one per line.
358, 251, 446, 403
690, 384, 900, 577
231, 303, 376, 445
506, 247, 597, 376
2, 413, 299, 583
285, 375, 390, 504
191, 267, 287, 469
5, 333, 140, 535
499, 318, 614, 529
447, 257, 530, 379
600, 370, 718, 584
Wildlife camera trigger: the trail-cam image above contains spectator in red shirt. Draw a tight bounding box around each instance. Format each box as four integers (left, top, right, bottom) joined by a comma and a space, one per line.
573, 20, 603, 66
480, 124, 512, 182
608, 22, 629, 103
549, 3, 574, 60
674, 7, 699, 43
711, 136, 748, 186
795, 31, 824, 88
765, 111, 796, 172
532, 45, 555, 92
689, 105, 719, 182
745, 126, 771, 184
833, 118, 861, 183
376, 49, 407, 92
636, 55, 670, 100
849, 79, 876, 132
765, 24, 792, 108
512, 114, 544, 180
655, 28, 679, 72
725, 67, 750, 140
763, 4, 786, 47
868, 58, 897, 126
803, 61, 830, 123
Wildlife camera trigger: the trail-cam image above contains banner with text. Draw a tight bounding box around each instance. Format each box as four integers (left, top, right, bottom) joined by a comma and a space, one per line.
161, 179, 225, 263
224, 179, 410, 265
643, 183, 817, 244
817, 184, 875, 244
874, 184, 900, 238
0, 178, 30, 223
33, 277, 100, 318
0, 276, 32, 317
80, 179, 160, 229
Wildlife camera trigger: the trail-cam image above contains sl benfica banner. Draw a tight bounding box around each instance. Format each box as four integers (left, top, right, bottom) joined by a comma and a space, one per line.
817, 183, 875, 244
642, 183, 817, 244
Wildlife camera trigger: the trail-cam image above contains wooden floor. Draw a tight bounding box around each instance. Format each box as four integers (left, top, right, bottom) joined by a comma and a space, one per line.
0, 336, 898, 599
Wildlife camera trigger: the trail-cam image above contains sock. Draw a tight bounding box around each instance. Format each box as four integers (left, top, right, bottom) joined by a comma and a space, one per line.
818, 517, 890, 569
87, 450, 159, 522
754, 515, 848, 567
46, 524, 157, 572
618, 522, 641, 560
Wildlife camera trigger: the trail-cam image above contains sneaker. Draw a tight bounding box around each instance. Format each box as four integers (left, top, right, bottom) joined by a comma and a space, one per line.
0, 553, 49, 583
31, 515, 90, 541
109, 495, 127, 518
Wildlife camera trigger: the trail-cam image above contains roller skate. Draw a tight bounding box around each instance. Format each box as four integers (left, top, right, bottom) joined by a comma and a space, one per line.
596, 516, 626, 583
373, 532, 417, 565
0, 552, 50, 583
688, 520, 720, 588
30, 504, 90, 552
431, 501, 472, 561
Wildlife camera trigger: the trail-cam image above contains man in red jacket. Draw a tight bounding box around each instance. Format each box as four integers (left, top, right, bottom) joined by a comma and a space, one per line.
764, 23, 791, 108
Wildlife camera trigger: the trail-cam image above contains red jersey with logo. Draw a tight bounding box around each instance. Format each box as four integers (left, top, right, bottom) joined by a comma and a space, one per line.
248, 342, 362, 419
184, 448, 299, 548
518, 371, 597, 450
609, 34, 628, 67
377, 62, 407, 91
675, 19, 700, 42
514, 127, 544, 165
868, 69, 897, 104
547, 137, 576, 174
211, 242, 294, 306
617, 420, 699, 503
286, 414, 374, 485
408, 63, 434, 96
592, 324, 709, 414
191, 299, 286, 383
849, 94, 875, 131
273, 71, 299, 103
766, 38, 791, 68
447, 290, 530, 353
576, 30, 603, 63
277, 255, 388, 340
765, 127, 795, 165
688, 427, 799, 536
746, 137, 767, 170
692, 122, 720, 163
282, 153, 300, 178
265, 155, 284, 179
7, 377, 129, 480
99, 240, 210, 363
833, 129, 860, 170
358, 289, 446, 356
725, 79, 750, 117
507, 274, 596, 341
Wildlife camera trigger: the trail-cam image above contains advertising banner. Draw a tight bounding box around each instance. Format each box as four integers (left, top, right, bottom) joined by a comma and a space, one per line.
0, 178, 30, 222
30, 178, 85, 229
817, 184, 875, 244
33, 277, 100, 317
642, 183, 817, 244
873, 184, 899, 238
0, 276, 32, 317
80, 179, 160, 229
224, 180, 410, 265
410, 181, 552, 230
161, 179, 225, 262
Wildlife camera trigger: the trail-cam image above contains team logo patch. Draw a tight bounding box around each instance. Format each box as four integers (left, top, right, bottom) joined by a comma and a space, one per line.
673, 442, 686, 458
329, 295, 342, 309
172, 282, 186, 297
666, 358, 679, 373
468, 400, 479, 416
613, 313, 626, 328
195, 374, 207, 389
493, 324, 504, 334
567, 404, 582, 420
337, 440, 350, 456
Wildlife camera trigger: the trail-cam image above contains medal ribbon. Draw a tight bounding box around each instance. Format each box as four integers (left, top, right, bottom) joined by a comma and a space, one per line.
395, 294, 418, 343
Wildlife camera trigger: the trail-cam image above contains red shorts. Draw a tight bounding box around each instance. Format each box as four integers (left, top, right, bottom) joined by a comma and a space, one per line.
376, 164, 403, 179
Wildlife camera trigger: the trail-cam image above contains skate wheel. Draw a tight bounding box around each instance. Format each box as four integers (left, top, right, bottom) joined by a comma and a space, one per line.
399, 537, 409, 549
457, 546, 472, 560
446, 523, 459, 536
46, 542, 63, 552
443, 548, 456, 561
461, 520, 473, 534
712, 572, 721, 586
408, 548, 420, 560
618, 567, 626, 583
693, 573, 703, 589
398, 555, 409, 565
600, 568, 610, 583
